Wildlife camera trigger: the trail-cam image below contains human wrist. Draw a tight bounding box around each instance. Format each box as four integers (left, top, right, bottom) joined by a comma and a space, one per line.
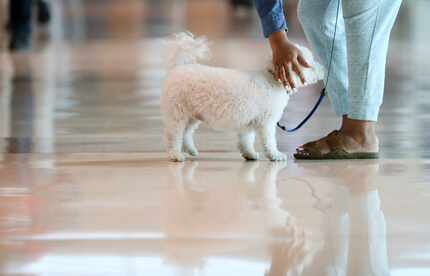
268, 31, 289, 49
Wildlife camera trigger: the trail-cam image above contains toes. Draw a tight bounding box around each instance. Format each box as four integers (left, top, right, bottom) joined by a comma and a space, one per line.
297, 140, 318, 151
294, 149, 311, 159
296, 137, 331, 154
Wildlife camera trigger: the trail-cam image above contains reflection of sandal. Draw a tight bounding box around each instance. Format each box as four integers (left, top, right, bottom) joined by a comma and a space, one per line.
294, 131, 379, 160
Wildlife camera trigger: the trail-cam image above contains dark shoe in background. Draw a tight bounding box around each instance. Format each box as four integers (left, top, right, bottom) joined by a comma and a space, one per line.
230, 0, 253, 9
7, 0, 51, 52
37, 0, 51, 26
8, 0, 33, 52
230, 0, 253, 18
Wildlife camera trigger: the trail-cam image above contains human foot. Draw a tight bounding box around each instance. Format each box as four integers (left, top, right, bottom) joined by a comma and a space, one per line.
295, 130, 379, 160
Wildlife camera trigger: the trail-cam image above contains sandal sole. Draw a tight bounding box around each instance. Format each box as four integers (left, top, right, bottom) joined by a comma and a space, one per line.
294, 152, 379, 160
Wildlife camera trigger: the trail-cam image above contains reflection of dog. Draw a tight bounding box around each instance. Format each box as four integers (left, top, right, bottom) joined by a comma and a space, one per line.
162, 162, 319, 274
161, 32, 324, 161
164, 162, 290, 237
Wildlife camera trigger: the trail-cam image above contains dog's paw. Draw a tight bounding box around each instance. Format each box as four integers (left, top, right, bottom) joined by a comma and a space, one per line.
169, 151, 186, 162
185, 147, 199, 157
267, 151, 288, 162
241, 151, 260, 161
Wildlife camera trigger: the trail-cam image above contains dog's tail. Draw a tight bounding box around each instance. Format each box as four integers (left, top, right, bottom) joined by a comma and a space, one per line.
165, 32, 210, 70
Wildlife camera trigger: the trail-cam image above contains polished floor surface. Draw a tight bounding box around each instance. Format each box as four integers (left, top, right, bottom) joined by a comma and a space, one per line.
0, 0, 430, 275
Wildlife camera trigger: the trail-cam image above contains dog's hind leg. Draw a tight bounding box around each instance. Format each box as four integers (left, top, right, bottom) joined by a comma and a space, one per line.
165, 120, 187, 162
184, 119, 200, 157
238, 129, 259, 161
258, 123, 287, 161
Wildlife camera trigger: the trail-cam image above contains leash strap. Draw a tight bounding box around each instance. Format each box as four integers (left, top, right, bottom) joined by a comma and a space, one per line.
277, 88, 326, 133
278, 0, 341, 133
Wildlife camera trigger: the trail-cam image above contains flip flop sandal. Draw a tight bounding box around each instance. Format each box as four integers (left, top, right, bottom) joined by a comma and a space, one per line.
294, 131, 379, 160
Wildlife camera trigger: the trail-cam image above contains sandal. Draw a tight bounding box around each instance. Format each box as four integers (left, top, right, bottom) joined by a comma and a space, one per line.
294, 131, 379, 160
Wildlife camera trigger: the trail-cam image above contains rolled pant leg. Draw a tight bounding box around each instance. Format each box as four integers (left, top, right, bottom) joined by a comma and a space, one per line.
9, 0, 33, 34
298, 0, 349, 117
343, 0, 402, 121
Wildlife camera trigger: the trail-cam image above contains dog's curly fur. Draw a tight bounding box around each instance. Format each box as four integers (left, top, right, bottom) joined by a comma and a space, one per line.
161, 32, 324, 162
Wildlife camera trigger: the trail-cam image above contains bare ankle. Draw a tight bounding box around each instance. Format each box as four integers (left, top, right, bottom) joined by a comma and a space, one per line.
340, 117, 377, 145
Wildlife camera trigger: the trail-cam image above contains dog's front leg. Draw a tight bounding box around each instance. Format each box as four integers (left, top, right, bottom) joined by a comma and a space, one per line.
165, 122, 186, 162
258, 124, 287, 161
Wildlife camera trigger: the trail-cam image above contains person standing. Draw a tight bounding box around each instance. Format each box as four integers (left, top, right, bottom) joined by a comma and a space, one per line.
8, 0, 51, 51
254, 0, 402, 159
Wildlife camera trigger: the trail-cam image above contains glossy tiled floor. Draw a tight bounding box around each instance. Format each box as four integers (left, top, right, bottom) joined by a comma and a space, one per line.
0, 1, 430, 275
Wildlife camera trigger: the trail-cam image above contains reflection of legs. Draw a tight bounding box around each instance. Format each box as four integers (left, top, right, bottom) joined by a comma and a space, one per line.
169, 162, 199, 198
259, 162, 287, 208
348, 191, 389, 275
298, 0, 348, 117
183, 162, 198, 183
239, 162, 259, 183
238, 129, 259, 160
343, 0, 402, 121
324, 166, 388, 276
261, 162, 299, 276
327, 186, 350, 276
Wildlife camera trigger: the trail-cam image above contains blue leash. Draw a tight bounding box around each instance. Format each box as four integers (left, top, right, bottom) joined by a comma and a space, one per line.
277, 88, 326, 133
277, 0, 340, 133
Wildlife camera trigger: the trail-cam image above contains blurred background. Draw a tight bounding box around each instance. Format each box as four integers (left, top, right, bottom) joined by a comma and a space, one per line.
0, 0, 429, 157
1, 1, 430, 276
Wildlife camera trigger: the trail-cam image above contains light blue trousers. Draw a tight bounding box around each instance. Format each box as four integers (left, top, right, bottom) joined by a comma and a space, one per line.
298, 0, 402, 121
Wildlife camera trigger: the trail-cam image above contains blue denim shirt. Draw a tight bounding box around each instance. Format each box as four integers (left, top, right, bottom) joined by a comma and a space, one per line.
254, 0, 287, 38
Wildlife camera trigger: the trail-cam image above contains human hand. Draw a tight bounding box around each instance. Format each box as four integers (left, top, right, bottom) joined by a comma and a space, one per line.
269, 31, 311, 89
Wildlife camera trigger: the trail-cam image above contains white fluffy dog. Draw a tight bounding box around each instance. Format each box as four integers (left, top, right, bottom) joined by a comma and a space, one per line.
161, 32, 324, 162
